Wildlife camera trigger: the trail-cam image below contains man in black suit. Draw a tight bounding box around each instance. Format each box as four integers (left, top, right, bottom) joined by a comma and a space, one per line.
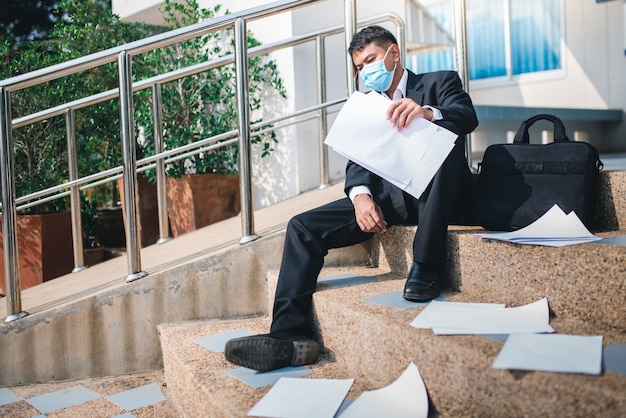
225, 25, 478, 372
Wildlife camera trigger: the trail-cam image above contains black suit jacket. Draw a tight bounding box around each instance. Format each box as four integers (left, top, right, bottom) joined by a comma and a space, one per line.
343, 70, 478, 199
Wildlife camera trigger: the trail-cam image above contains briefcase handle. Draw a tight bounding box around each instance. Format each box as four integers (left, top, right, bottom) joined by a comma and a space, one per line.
513, 114, 570, 144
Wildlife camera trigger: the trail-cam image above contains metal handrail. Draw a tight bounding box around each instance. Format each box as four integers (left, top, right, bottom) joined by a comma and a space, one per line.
9, 11, 401, 208
0, 0, 331, 321
0, 0, 403, 322
0, 0, 324, 93
13, 97, 346, 212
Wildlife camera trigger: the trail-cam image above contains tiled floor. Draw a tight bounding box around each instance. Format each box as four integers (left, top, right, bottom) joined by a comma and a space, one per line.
0, 370, 180, 418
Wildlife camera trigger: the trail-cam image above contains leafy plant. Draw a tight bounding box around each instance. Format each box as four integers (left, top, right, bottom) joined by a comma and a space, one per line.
136, 0, 287, 178
0, 0, 153, 213
0, 0, 286, 251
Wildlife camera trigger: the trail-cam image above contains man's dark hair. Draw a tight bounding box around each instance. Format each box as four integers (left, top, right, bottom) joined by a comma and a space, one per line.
348, 25, 397, 56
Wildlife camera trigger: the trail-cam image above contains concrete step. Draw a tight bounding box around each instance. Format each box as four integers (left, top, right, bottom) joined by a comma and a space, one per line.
313, 269, 626, 417
372, 225, 626, 332
158, 168, 626, 416
595, 170, 626, 231
159, 267, 626, 417
158, 317, 352, 418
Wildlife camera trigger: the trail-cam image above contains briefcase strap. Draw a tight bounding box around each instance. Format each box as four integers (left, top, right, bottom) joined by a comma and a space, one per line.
480, 161, 590, 175
513, 114, 569, 144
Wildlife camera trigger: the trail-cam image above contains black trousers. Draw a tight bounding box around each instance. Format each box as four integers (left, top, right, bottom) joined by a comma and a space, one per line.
270, 135, 470, 338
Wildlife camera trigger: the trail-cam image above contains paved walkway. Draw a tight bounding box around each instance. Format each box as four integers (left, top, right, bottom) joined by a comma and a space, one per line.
0, 370, 178, 417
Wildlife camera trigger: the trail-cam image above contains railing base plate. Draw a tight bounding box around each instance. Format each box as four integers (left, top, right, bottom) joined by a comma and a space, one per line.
4, 311, 29, 323
125, 271, 148, 283
239, 234, 259, 245
72, 265, 88, 273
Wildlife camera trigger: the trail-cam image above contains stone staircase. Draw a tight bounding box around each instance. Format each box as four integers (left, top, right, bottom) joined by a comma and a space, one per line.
157, 172, 626, 417
1, 171, 625, 417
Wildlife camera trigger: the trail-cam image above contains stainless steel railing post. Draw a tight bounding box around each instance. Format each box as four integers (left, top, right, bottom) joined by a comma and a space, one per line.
316, 35, 330, 189
118, 51, 147, 281
152, 83, 171, 244
453, 0, 473, 169
344, 0, 357, 94
234, 17, 258, 245
0, 87, 28, 322
66, 108, 87, 272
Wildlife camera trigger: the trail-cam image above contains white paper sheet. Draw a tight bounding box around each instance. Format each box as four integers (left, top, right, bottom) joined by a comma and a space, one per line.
339, 363, 428, 418
324, 91, 457, 199
426, 298, 554, 335
478, 204, 601, 247
492, 333, 603, 375
410, 300, 506, 329
247, 377, 354, 418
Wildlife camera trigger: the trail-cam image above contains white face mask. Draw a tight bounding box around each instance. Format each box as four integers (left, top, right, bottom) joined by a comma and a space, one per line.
359, 46, 397, 92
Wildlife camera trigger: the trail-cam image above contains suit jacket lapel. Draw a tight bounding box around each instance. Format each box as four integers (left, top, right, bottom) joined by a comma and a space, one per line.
406, 71, 424, 104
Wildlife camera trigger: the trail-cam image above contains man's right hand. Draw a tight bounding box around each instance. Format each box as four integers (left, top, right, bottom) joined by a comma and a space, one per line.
353, 194, 387, 233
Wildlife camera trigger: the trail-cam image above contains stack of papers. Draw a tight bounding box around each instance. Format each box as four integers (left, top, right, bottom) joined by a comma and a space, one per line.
410, 298, 554, 335
477, 204, 601, 247
324, 91, 457, 200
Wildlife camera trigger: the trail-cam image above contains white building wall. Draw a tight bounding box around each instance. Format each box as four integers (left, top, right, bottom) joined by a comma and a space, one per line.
464, 0, 626, 151
111, 0, 165, 25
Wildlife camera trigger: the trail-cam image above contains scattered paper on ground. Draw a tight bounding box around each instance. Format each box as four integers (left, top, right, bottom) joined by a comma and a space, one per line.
492, 333, 603, 375
410, 301, 505, 330
411, 298, 554, 335
227, 366, 313, 389
339, 362, 428, 418
324, 91, 456, 200
248, 377, 353, 418
477, 204, 601, 246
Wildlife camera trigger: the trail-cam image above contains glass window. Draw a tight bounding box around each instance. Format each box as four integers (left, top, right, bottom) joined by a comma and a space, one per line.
409, 0, 563, 82
509, 0, 561, 75
468, 0, 507, 79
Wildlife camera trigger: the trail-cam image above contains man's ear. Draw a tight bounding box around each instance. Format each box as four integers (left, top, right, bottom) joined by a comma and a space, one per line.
390, 44, 401, 63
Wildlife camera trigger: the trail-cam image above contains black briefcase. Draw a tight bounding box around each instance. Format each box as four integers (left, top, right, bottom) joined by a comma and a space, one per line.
474, 114, 602, 231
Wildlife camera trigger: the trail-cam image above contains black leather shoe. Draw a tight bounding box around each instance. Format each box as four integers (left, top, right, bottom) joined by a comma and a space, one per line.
403, 262, 442, 302
224, 334, 320, 372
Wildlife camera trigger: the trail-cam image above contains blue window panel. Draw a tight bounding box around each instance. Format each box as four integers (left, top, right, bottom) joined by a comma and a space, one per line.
415, 49, 455, 73
407, 0, 456, 74
414, 0, 562, 81
510, 0, 561, 75
468, 0, 507, 79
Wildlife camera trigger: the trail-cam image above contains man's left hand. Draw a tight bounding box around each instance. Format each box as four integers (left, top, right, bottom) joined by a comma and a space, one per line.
386, 98, 433, 131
